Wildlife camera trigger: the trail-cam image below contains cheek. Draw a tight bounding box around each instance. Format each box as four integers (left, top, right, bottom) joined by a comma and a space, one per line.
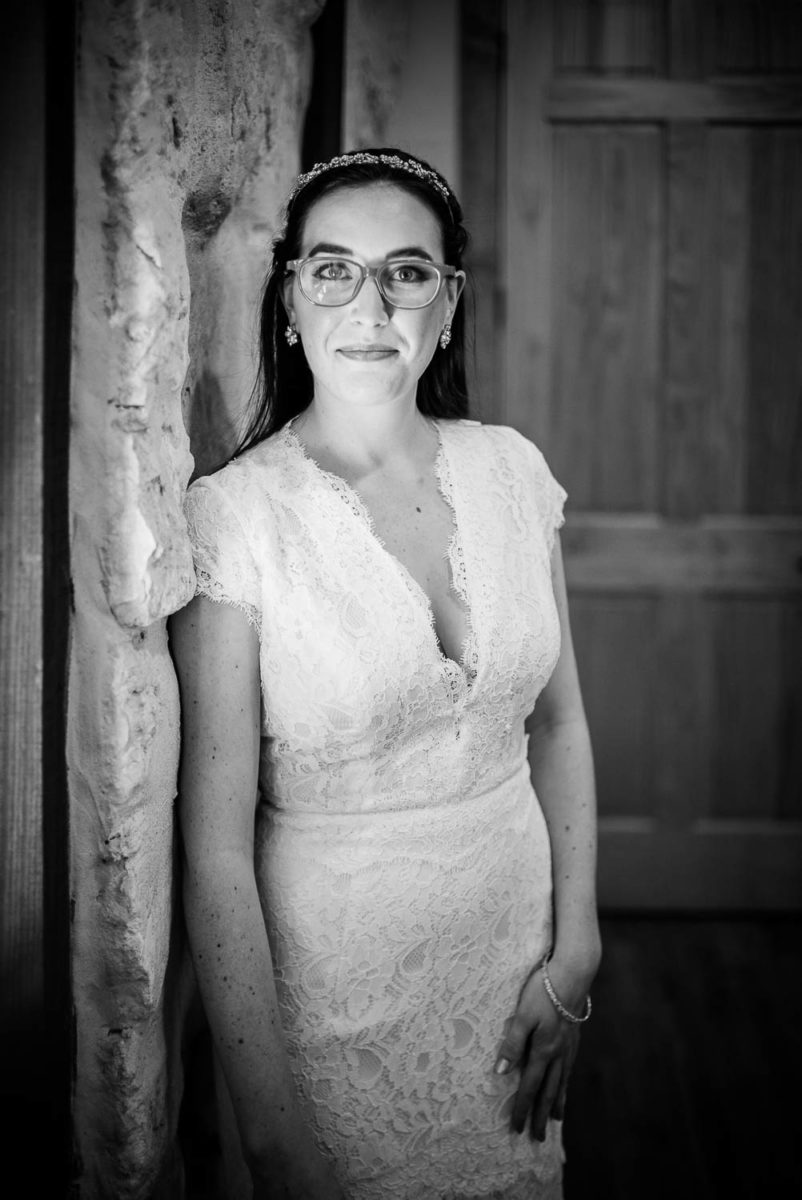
404, 302, 442, 340
297, 309, 333, 352
411, 313, 443, 356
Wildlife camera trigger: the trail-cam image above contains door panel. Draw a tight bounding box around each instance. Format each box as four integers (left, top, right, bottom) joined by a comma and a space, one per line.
569, 595, 657, 818
552, 125, 662, 510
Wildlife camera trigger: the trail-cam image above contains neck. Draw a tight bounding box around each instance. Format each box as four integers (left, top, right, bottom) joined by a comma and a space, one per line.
295, 393, 433, 474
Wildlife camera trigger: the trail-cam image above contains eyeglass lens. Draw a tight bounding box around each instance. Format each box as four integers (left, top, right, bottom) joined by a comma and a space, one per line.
299, 259, 442, 308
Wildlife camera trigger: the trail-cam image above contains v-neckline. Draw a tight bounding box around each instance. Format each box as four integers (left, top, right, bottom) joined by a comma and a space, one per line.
283, 417, 476, 686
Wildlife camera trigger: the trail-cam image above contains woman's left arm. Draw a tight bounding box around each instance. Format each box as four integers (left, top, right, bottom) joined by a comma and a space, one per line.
529, 534, 601, 991
495, 535, 601, 1137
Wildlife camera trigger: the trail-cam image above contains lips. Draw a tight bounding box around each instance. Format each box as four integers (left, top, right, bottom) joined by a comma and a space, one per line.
337, 345, 398, 361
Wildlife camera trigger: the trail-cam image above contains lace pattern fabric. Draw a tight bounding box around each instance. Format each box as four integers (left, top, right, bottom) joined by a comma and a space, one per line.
184, 419, 567, 1198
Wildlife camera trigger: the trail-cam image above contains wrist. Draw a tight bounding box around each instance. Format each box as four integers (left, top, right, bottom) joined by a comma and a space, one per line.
540, 955, 592, 1023
551, 916, 602, 981
541, 941, 600, 1015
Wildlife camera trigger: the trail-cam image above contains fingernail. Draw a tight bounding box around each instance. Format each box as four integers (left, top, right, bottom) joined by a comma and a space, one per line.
494, 1057, 511, 1075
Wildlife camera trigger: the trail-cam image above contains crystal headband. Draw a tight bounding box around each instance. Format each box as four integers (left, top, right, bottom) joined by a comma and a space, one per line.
288, 152, 454, 209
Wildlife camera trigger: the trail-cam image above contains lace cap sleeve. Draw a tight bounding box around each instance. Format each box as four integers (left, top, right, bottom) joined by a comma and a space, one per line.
183, 476, 261, 634
527, 440, 567, 557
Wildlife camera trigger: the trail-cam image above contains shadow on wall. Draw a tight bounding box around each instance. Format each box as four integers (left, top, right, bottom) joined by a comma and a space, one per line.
180, 182, 255, 481
185, 368, 242, 481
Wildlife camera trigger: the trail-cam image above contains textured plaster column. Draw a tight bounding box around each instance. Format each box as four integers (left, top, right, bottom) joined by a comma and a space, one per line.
70, 2, 323, 1195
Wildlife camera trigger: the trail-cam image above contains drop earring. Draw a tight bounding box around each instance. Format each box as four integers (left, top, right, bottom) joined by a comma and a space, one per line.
285, 322, 299, 347
439, 323, 452, 350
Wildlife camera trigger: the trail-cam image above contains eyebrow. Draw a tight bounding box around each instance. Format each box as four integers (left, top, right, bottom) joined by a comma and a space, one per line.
306, 241, 436, 262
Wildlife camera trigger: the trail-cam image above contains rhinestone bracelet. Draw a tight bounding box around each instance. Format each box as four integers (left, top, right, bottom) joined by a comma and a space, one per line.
541, 957, 592, 1024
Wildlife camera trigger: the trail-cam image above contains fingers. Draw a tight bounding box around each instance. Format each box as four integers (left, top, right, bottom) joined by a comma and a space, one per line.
494, 1011, 538, 1077
495, 1001, 547, 1135
509, 1039, 548, 1134
550, 1074, 568, 1122
550, 1036, 578, 1121
530, 1059, 562, 1141
500, 1017, 579, 1136
509, 1048, 559, 1137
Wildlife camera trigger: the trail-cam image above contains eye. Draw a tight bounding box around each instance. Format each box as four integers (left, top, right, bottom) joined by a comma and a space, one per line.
388, 262, 429, 284
310, 258, 355, 281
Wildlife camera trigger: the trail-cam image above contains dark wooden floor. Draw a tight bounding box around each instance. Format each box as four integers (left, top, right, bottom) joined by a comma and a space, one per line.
562, 916, 802, 1200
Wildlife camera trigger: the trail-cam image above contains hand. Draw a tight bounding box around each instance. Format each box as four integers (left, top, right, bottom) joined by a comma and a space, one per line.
494, 959, 588, 1140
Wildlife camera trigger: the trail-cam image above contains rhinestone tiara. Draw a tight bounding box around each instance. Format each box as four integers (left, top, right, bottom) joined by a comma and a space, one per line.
288, 152, 454, 209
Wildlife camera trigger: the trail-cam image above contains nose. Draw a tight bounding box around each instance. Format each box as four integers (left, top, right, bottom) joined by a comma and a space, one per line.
349, 272, 390, 324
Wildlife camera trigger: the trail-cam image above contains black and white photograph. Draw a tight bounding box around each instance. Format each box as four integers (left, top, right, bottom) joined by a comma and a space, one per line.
2, 2, 801, 1197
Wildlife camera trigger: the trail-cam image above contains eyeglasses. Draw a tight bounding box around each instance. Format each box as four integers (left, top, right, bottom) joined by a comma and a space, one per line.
285, 256, 461, 309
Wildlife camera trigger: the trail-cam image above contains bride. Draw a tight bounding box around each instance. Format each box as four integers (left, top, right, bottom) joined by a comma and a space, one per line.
171, 147, 600, 1200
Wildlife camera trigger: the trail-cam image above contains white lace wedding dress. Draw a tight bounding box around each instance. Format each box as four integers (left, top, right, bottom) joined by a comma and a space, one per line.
184, 417, 567, 1199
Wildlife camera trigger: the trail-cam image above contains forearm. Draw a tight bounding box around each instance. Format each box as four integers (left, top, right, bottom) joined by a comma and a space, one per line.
183, 851, 309, 1167
528, 713, 601, 983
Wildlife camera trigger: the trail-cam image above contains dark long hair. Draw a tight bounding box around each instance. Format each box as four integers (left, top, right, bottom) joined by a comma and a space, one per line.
235, 148, 471, 455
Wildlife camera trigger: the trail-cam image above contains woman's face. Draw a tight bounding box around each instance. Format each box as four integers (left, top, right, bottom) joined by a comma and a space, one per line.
284, 182, 464, 415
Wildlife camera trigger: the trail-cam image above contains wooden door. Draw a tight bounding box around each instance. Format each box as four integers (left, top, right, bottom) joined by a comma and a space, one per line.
462, 0, 802, 908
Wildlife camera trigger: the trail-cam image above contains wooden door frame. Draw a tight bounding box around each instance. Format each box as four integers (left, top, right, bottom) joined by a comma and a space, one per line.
0, 0, 74, 1186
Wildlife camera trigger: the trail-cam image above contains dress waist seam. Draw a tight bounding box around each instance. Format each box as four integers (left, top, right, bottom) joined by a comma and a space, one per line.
259, 757, 532, 823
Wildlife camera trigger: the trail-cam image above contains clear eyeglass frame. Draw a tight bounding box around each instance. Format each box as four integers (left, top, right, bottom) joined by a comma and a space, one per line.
285, 256, 461, 310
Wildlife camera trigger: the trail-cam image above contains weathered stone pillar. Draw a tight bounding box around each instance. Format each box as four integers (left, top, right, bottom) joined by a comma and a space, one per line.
70, 2, 322, 1195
